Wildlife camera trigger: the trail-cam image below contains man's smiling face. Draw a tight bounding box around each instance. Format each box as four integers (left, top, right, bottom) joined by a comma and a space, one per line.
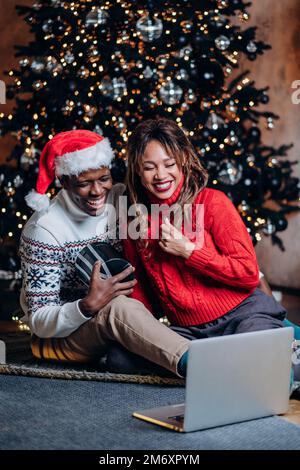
62, 167, 113, 216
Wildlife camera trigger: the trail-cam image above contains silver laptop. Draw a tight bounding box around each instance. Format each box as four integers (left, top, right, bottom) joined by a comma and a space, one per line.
133, 327, 293, 432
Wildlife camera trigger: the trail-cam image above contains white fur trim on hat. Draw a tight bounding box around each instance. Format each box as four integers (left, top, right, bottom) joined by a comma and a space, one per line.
25, 190, 50, 212
55, 138, 114, 177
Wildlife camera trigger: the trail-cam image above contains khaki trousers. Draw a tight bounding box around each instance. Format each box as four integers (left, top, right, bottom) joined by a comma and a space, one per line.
31, 295, 189, 376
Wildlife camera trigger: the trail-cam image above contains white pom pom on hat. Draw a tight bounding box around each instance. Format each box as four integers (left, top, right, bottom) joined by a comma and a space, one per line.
25, 129, 115, 212
25, 190, 52, 212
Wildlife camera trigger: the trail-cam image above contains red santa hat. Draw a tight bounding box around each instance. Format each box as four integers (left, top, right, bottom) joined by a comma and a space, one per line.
25, 129, 114, 212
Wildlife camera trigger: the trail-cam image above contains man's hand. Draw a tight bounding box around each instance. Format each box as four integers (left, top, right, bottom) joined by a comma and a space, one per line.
159, 219, 195, 259
79, 261, 137, 317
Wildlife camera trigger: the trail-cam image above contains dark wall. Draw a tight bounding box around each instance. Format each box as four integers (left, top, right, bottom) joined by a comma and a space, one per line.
245, 0, 300, 288
0, 0, 32, 165
0, 1, 299, 286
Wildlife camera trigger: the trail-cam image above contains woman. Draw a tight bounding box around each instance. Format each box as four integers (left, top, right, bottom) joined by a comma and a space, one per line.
123, 118, 286, 343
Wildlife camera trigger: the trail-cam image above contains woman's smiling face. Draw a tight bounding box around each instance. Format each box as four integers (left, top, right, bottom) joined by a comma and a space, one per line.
138, 140, 183, 200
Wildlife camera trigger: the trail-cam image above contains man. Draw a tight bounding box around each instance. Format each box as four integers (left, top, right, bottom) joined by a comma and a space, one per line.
20, 130, 189, 376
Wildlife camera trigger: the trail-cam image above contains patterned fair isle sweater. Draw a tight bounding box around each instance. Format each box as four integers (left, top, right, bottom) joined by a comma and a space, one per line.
19, 184, 125, 338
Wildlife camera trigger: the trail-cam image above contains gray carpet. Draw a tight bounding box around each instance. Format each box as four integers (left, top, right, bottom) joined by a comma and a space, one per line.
0, 375, 300, 450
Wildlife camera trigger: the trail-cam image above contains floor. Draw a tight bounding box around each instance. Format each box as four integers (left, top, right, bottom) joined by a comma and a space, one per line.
280, 292, 300, 325
282, 400, 300, 425
278, 291, 300, 425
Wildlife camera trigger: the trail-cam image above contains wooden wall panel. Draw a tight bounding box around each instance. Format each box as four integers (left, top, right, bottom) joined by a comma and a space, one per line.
241, 0, 300, 288
0, 0, 32, 165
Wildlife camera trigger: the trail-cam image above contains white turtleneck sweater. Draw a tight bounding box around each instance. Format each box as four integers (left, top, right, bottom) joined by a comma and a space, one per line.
19, 184, 125, 338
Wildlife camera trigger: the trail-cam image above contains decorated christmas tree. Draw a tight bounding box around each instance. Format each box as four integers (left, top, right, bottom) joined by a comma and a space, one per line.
0, 0, 299, 278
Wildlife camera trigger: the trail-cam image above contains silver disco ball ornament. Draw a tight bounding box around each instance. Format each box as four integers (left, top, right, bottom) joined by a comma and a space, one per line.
99, 77, 113, 97
218, 0, 229, 8
88, 46, 100, 60
42, 19, 54, 33
85, 9, 109, 27
159, 81, 183, 105
180, 20, 193, 34
206, 112, 225, 130
64, 51, 75, 64
99, 77, 127, 99
185, 88, 197, 104
46, 57, 62, 74
61, 104, 71, 116
262, 218, 276, 235
19, 58, 30, 67
116, 117, 126, 130
93, 124, 103, 135
247, 41, 257, 53
210, 15, 227, 28
83, 104, 97, 117
175, 69, 189, 81
136, 15, 163, 42
218, 159, 243, 185
215, 35, 230, 51
31, 58, 45, 73
238, 200, 250, 212
20, 145, 41, 169
246, 154, 256, 163
111, 77, 127, 99
226, 100, 238, 115
77, 66, 90, 79
229, 130, 238, 144
179, 45, 193, 59
13, 175, 23, 188
143, 65, 154, 79
32, 80, 44, 91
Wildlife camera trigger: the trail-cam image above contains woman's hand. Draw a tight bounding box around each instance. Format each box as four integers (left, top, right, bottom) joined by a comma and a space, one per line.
79, 261, 137, 317
159, 219, 195, 259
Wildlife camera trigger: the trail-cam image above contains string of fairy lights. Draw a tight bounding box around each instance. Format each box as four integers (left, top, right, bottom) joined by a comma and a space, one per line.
0, 0, 299, 261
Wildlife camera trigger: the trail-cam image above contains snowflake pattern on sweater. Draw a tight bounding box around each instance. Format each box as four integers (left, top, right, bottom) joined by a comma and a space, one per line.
20, 234, 121, 308
19, 185, 124, 338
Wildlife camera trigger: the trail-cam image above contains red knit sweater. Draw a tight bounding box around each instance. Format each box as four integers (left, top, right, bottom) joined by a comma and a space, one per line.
123, 180, 259, 326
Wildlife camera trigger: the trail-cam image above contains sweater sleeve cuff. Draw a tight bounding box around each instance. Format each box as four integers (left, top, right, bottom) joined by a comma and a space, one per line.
61, 300, 93, 328
76, 299, 94, 319
184, 245, 212, 271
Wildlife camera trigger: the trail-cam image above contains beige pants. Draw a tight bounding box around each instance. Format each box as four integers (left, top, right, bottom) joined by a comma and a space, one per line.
31, 295, 189, 376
